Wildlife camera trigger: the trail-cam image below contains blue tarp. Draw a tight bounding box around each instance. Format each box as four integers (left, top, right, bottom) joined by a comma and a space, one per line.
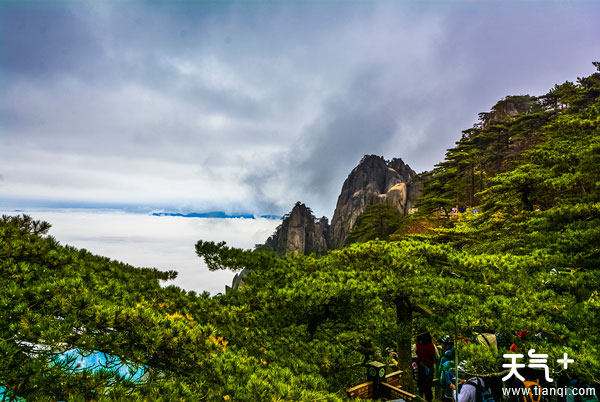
53, 348, 146, 382
2, 349, 146, 401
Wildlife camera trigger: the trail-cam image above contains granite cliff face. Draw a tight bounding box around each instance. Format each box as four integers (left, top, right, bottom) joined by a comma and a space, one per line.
263, 202, 330, 254
261, 155, 421, 254
329, 155, 420, 248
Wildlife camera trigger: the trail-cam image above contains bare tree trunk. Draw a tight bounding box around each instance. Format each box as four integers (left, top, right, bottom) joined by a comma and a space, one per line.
394, 294, 416, 392
470, 166, 475, 207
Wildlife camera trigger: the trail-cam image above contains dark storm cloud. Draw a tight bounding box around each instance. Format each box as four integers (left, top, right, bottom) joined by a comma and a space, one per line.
0, 3, 102, 78
1, 1, 599, 215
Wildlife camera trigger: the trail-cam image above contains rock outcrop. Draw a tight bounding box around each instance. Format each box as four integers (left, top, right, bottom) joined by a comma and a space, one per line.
227, 269, 249, 293
260, 155, 422, 254
329, 155, 420, 248
263, 202, 330, 255
480, 95, 538, 127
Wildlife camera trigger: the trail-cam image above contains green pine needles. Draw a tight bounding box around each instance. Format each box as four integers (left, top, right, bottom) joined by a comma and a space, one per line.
2, 63, 600, 400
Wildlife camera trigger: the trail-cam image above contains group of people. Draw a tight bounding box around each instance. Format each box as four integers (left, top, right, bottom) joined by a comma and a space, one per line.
450, 206, 479, 215
413, 332, 494, 402
400, 330, 599, 402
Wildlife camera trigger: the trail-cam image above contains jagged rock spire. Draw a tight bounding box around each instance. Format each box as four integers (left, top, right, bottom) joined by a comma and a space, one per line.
263, 201, 329, 254
260, 154, 421, 254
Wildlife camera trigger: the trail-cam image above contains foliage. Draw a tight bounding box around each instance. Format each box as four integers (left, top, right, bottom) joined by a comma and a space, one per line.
345, 203, 403, 244
0, 214, 335, 400
2, 63, 600, 399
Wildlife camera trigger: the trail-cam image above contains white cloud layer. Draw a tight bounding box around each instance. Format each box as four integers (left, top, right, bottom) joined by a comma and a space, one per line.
0, 209, 279, 293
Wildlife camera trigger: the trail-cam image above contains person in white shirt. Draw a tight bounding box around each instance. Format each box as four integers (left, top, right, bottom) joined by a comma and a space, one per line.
452, 377, 485, 402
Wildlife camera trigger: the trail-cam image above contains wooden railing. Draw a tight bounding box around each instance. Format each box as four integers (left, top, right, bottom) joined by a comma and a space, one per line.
346, 370, 417, 400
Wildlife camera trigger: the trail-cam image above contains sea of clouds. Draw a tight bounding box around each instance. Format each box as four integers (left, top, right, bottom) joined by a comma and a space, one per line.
2, 209, 279, 294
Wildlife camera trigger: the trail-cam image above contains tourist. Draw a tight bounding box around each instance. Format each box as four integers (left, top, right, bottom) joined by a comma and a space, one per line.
416, 332, 437, 402
454, 377, 494, 402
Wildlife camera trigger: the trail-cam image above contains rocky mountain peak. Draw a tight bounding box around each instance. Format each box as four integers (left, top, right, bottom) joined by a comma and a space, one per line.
329, 155, 420, 248
260, 155, 422, 254
263, 201, 329, 255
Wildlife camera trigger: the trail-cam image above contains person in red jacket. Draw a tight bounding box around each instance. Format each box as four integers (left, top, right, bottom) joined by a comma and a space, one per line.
416, 332, 437, 401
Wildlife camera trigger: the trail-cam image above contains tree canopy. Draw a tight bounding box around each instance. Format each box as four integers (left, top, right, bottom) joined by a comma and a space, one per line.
345, 203, 403, 245
2, 63, 599, 400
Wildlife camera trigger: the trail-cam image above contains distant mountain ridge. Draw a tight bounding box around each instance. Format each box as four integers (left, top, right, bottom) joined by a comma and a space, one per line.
152, 211, 281, 220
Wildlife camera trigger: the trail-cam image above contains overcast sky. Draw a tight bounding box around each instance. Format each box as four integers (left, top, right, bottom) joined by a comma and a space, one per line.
1, 1, 599, 217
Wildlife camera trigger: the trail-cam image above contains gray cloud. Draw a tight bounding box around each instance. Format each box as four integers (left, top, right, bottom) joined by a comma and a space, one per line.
1, 1, 599, 216
0, 3, 102, 78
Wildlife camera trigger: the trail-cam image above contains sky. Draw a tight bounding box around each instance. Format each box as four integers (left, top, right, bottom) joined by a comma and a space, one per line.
1, 1, 599, 217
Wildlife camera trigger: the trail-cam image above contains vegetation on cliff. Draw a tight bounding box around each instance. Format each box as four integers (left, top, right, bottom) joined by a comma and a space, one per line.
345, 203, 403, 244
1, 64, 599, 399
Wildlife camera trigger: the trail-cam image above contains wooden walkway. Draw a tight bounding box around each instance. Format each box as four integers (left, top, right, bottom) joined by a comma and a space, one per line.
346, 370, 417, 400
